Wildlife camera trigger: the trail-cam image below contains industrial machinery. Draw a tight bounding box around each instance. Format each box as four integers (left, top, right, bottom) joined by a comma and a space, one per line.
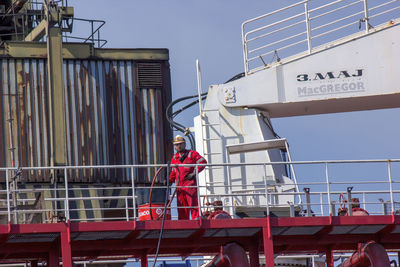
0, 0, 172, 223
0, 0, 399, 267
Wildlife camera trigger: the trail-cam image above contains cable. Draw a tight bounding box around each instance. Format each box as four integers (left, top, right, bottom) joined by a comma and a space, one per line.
152, 162, 171, 267
166, 92, 208, 150
148, 167, 164, 220
148, 165, 181, 221
224, 72, 245, 84
172, 95, 207, 118
259, 112, 281, 139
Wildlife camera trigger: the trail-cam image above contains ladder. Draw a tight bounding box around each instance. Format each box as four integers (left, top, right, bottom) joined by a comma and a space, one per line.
196, 61, 225, 196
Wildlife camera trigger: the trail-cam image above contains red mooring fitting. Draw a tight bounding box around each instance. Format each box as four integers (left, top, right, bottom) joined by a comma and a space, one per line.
204, 243, 250, 267
339, 241, 390, 267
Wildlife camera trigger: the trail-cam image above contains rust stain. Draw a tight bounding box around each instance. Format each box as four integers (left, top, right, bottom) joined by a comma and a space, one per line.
0, 59, 170, 184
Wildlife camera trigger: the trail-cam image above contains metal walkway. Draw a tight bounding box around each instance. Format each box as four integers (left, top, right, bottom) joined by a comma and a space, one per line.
0, 216, 400, 266
0, 160, 398, 265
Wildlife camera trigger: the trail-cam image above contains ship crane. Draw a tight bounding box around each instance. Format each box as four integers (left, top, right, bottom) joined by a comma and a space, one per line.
194, 0, 400, 217
189, 0, 400, 265
0, 1, 399, 267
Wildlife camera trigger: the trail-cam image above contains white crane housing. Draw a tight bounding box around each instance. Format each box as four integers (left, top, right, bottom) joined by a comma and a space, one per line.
193, 0, 400, 217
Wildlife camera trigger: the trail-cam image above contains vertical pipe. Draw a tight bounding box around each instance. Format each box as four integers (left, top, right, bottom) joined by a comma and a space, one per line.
195, 60, 203, 116
363, 0, 370, 34
388, 161, 394, 214
6, 170, 11, 223
325, 163, 332, 215
131, 167, 137, 219
304, 2, 312, 54
64, 167, 70, 221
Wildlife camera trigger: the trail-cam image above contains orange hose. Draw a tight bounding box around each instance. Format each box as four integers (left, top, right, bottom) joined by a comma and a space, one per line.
148, 167, 164, 220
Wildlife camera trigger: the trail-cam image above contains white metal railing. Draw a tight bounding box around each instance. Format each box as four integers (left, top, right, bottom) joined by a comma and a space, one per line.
242, 0, 400, 74
0, 159, 399, 224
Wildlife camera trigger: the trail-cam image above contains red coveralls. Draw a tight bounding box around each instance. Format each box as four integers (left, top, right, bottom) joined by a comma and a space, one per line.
169, 150, 207, 220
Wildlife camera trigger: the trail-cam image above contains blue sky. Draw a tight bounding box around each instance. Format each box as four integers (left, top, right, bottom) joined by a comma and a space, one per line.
68, 0, 400, 162
67, 0, 400, 265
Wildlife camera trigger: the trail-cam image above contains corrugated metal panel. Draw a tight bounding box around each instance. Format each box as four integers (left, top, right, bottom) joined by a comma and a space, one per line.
0, 58, 171, 183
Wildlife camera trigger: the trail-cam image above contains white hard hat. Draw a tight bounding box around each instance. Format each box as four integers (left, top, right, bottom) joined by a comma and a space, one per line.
173, 135, 185, 144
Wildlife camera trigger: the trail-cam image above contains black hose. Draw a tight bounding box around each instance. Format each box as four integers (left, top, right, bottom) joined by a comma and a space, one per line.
152, 162, 171, 267
166, 92, 208, 150
172, 95, 207, 118
224, 72, 245, 83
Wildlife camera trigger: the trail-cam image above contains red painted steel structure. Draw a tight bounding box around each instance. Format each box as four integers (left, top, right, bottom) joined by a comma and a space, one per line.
0, 215, 399, 266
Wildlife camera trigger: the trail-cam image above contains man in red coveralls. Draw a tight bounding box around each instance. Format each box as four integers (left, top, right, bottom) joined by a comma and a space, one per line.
169, 135, 207, 220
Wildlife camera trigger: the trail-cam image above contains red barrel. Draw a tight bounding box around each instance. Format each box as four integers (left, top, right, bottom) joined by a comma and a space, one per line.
138, 204, 171, 221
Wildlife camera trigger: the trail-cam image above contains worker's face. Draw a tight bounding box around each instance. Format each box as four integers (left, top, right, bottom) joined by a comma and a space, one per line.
174, 142, 186, 153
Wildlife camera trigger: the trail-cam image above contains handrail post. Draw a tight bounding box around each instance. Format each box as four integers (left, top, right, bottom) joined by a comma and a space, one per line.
388, 161, 394, 214
64, 167, 70, 221
304, 1, 312, 54
125, 197, 129, 221
131, 167, 137, 220
320, 192, 324, 216
304, 188, 311, 217
263, 164, 270, 216
363, 0, 370, 34
325, 163, 332, 215
347, 187, 353, 216
195, 165, 202, 219
241, 24, 249, 75
6, 169, 11, 224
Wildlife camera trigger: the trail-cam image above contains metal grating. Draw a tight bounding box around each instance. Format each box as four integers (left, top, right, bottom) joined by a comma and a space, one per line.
137, 230, 196, 239
137, 63, 163, 88
391, 225, 400, 234
71, 231, 131, 241
204, 228, 260, 238
348, 225, 386, 234
272, 227, 288, 236
7, 233, 59, 243
329, 226, 358, 235
279, 226, 324, 236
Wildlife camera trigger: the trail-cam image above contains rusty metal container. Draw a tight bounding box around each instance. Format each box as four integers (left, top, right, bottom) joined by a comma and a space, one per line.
0, 43, 172, 183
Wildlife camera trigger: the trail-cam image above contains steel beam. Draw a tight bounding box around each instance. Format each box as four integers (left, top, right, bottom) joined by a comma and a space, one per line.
141, 254, 148, 267
249, 242, 260, 267
262, 217, 274, 267
61, 232, 72, 267
25, 19, 47, 41
326, 250, 333, 267
48, 243, 59, 267
46, 25, 67, 167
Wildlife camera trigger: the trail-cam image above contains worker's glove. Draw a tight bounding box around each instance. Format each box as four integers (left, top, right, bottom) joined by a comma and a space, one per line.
186, 173, 196, 181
